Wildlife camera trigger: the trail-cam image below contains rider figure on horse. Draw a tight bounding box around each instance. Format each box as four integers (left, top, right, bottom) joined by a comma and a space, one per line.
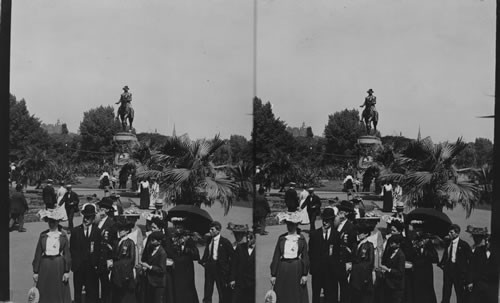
360, 88, 376, 121
115, 85, 132, 118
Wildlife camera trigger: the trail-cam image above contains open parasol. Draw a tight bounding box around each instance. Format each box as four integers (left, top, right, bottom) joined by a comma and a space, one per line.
166, 205, 213, 234
407, 208, 452, 238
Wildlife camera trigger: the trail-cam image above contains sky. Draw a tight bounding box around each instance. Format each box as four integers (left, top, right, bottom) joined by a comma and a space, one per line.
10, 0, 254, 139
257, 0, 495, 143
11, 0, 495, 143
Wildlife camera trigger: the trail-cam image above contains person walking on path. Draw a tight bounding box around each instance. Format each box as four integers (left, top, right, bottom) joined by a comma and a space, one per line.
9, 183, 28, 232
139, 231, 167, 303
42, 179, 57, 209
381, 182, 393, 213
71, 203, 102, 303
59, 184, 80, 231
285, 182, 299, 212
438, 224, 472, 303
297, 186, 310, 225
301, 188, 321, 232
139, 178, 150, 210
254, 187, 271, 235
270, 212, 309, 303
229, 230, 256, 303
200, 221, 234, 303
32, 208, 72, 303
149, 178, 160, 209
308, 208, 341, 303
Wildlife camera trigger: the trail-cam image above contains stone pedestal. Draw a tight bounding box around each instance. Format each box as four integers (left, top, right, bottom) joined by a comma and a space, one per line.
357, 136, 382, 169
113, 132, 139, 166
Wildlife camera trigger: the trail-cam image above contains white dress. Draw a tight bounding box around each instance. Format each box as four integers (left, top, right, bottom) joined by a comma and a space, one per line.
297, 190, 310, 225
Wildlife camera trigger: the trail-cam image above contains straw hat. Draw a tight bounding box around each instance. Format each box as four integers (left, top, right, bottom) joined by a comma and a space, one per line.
276, 212, 302, 224
38, 208, 67, 221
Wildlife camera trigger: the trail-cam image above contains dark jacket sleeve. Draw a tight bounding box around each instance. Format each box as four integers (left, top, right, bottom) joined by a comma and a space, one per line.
62, 234, 72, 273
32, 234, 43, 274
230, 245, 241, 282
270, 237, 283, 277
299, 237, 310, 276
386, 250, 405, 280
149, 249, 167, 275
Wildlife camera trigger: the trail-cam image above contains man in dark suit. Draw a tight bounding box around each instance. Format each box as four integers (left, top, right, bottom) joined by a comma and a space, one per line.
42, 179, 57, 209
379, 234, 406, 303
334, 201, 358, 303
9, 183, 28, 232
466, 235, 498, 303
438, 224, 472, 303
309, 208, 341, 303
301, 187, 322, 232
254, 187, 271, 235
200, 221, 234, 303
96, 197, 116, 303
229, 230, 255, 303
59, 184, 80, 230
284, 182, 299, 212
70, 203, 102, 303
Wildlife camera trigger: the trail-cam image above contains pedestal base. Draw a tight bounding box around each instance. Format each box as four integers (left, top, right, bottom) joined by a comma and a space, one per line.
357, 135, 382, 145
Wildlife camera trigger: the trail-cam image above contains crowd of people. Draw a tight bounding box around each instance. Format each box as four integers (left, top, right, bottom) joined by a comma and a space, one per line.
28, 190, 255, 303
268, 187, 498, 303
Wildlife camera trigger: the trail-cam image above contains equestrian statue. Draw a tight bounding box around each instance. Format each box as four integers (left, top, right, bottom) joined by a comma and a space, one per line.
360, 88, 379, 135
115, 85, 135, 132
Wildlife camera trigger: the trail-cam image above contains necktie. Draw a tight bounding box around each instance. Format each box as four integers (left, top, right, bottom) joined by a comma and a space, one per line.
449, 242, 454, 263
85, 227, 89, 238
324, 230, 328, 241
210, 240, 215, 260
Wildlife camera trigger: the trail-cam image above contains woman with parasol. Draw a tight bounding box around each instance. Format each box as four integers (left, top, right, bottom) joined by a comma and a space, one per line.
170, 217, 201, 303
270, 212, 309, 303
32, 208, 72, 303
408, 220, 438, 303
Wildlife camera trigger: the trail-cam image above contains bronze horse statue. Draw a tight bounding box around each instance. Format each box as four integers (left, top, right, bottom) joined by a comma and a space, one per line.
117, 104, 134, 132
361, 106, 378, 135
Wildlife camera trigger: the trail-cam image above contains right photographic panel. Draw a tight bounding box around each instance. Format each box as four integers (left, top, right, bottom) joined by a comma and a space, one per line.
253, 1, 496, 303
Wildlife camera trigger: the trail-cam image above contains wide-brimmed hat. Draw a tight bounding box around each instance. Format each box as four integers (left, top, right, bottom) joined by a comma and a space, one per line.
123, 85, 129, 90
466, 225, 489, 236
65, 184, 72, 189
97, 197, 114, 210
288, 182, 296, 187
227, 222, 249, 233
356, 222, 375, 235
395, 202, 405, 210
115, 216, 135, 231
367, 88, 374, 93
338, 200, 354, 213
276, 212, 302, 224
307, 187, 314, 191
123, 208, 141, 219
38, 208, 66, 222
321, 208, 336, 220
46, 179, 53, 183
81, 203, 97, 217
154, 200, 164, 207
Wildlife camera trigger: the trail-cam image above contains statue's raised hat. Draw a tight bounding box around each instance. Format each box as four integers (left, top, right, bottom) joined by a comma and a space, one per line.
123, 85, 129, 90
367, 88, 374, 93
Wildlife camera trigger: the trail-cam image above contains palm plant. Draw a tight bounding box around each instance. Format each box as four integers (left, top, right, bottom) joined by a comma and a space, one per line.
137, 135, 237, 214
379, 137, 480, 217
228, 161, 254, 200
18, 146, 56, 187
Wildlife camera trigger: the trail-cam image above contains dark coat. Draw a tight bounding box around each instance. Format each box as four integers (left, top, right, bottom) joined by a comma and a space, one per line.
254, 193, 270, 218
308, 227, 341, 276
270, 233, 310, 277
59, 191, 80, 211
468, 245, 498, 285
350, 240, 375, 291
284, 188, 299, 211
10, 191, 28, 214
111, 238, 136, 289
230, 242, 255, 289
338, 220, 358, 264
382, 248, 406, 290
302, 193, 321, 216
42, 185, 57, 206
141, 246, 167, 288
32, 230, 72, 274
200, 235, 234, 282
438, 238, 472, 280
70, 223, 101, 272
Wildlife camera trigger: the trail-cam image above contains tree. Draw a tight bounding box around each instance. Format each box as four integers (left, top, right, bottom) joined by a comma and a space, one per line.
474, 138, 493, 167
253, 97, 295, 165
138, 135, 237, 214
379, 137, 480, 217
323, 109, 366, 160
228, 135, 251, 164
17, 146, 56, 187
79, 106, 122, 161
9, 94, 51, 159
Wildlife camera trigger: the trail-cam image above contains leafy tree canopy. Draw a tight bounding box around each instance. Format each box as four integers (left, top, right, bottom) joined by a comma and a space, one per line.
323, 108, 366, 159
9, 94, 51, 159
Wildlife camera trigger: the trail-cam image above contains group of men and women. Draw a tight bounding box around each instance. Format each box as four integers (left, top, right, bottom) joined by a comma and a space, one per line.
31, 196, 255, 303
269, 199, 498, 303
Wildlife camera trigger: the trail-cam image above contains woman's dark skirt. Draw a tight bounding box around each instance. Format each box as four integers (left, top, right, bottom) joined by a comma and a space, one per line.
275, 259, 309, 303
37, 255, 72, 303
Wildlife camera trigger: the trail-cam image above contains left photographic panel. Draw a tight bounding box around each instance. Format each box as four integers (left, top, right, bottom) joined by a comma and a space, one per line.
9, 1, 254, 303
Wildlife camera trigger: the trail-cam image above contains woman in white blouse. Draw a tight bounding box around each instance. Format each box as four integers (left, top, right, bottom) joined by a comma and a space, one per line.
32, 209, 72, 303
270, 212, 310, 303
